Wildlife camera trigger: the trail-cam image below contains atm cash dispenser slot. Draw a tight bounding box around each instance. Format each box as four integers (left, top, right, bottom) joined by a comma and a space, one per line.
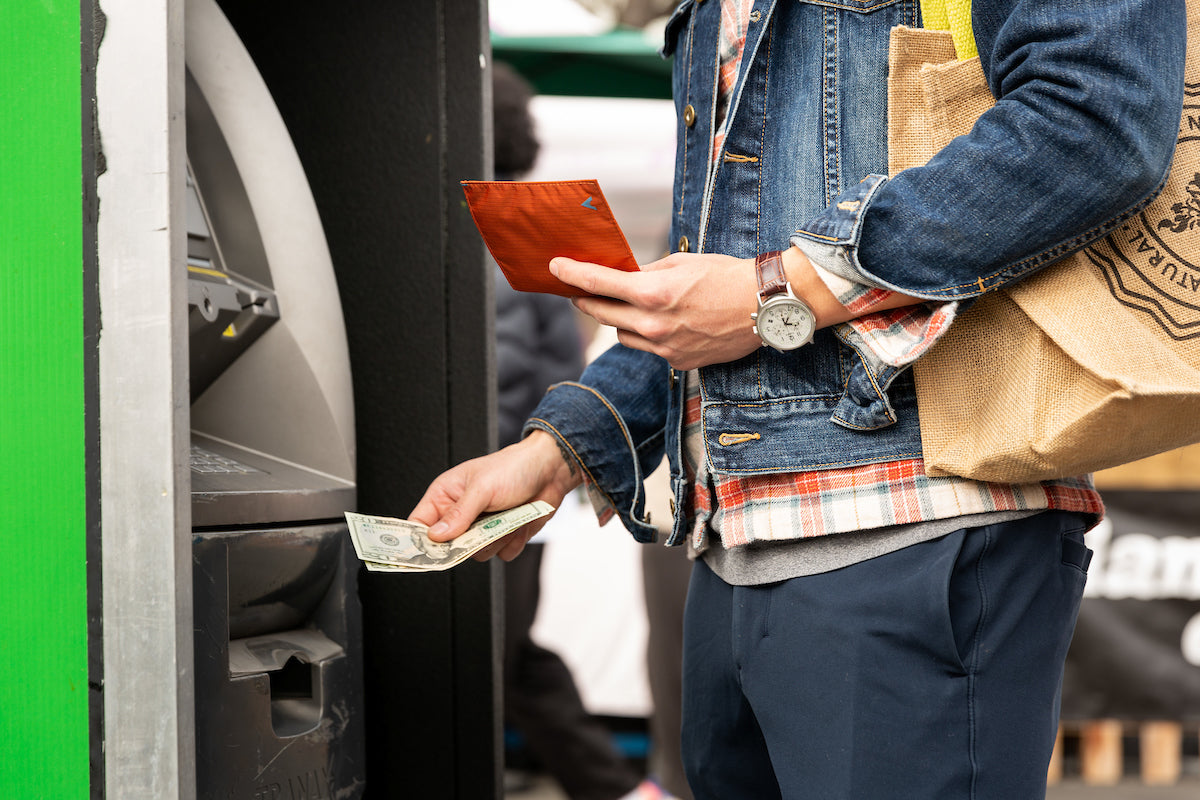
192, 524, 363, 797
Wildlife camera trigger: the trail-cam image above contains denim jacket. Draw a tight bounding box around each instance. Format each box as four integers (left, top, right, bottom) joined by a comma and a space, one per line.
526, 0, 1185, 545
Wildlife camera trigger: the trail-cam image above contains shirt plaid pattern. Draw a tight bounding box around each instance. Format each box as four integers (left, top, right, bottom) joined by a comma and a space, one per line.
711, 0, 755, 162
683, 370, 1103, 551
679, 1, 1105, 551
811, 264, 961, 367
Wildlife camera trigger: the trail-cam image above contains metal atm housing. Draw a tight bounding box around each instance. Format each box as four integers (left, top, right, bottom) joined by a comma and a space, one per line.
184, 0, 364, 795
87, 0, 496, 794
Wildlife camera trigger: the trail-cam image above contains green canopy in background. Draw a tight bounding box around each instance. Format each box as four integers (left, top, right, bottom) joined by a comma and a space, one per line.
492, 28, 672, 99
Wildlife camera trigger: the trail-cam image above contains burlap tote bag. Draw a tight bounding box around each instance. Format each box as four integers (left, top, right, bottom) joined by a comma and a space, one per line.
889, 10, 1200, 484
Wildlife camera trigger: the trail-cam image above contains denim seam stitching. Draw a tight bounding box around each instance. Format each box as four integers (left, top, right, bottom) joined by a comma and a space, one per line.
821, 7, 841, 207
698, 41, 722, 252
798, 0, 900, 11
721, 395, 842, 406
678, 4, 696, 229
900, 170, 1175, 299
755, 18, 772, 256
635, 426, 666, 463
535, 380, 647, 525
710, 452, 924, 472
831, 332, 899, 428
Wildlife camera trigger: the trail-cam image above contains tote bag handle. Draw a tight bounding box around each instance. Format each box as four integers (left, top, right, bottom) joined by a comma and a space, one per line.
922, 0, 977, 59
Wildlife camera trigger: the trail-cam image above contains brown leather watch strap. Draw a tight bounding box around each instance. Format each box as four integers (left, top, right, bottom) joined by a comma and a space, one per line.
755, 250, 788, 300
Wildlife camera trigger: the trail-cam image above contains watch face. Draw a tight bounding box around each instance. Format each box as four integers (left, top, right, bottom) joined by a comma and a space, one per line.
756, 297, 815, 350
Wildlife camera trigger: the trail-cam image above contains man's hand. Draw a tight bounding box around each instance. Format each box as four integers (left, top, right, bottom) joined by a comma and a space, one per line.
409, 430, 582, 562
552, 251, 759, 370
553, 247, 923, 370
552, 246, 870, 371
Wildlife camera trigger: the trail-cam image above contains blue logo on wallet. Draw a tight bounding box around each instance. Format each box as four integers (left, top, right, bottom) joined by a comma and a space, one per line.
581, 196, 597, 210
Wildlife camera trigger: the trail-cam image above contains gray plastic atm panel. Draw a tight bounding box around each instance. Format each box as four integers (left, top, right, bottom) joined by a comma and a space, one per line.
187, 0, 355, 523
190, 433, 353, 528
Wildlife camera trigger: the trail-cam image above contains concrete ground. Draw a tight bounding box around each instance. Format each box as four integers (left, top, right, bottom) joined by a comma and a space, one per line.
1047, 778, 1200, 799
506, 772, 1200, 799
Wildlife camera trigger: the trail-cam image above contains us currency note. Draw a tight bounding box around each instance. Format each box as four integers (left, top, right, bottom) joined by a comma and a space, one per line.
345, 500, 554, 572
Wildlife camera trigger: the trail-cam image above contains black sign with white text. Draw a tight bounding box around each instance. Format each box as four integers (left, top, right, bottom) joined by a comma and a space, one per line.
1061, 491, 1200, 720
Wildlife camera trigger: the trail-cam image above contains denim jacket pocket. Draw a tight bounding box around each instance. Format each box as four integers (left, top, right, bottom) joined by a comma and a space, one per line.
793, 0, 901, 12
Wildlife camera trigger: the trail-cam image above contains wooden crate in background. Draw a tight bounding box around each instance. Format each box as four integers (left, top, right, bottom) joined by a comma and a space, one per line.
1049, 721, 1192, 786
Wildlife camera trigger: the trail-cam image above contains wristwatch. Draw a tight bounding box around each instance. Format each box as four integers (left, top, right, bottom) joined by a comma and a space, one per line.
751, 250, 816, 351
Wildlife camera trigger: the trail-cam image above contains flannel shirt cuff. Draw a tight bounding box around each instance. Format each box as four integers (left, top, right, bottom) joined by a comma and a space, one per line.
791, 205, 960, 370
584, 479, 617, 527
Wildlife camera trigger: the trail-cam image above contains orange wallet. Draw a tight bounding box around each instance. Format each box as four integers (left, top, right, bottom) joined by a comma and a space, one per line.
461, 179, 639, 297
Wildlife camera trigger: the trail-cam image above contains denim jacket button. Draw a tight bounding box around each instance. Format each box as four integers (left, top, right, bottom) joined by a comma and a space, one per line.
683, 104, 696, 128
677, 235, 690, 253
669, 367, 677, 389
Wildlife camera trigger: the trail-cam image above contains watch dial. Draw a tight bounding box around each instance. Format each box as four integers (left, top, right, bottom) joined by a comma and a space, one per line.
759, 301, 814, 350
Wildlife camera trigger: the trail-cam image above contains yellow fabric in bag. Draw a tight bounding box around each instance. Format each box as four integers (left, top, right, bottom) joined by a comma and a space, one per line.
892, 2, 1200, 483
922, 0, 977, 60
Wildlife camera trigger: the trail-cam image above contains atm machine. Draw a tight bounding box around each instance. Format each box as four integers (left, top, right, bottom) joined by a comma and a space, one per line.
182, 0, 365, 796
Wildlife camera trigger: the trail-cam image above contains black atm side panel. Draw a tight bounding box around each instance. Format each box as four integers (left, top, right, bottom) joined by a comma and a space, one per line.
211, 0, 501, 797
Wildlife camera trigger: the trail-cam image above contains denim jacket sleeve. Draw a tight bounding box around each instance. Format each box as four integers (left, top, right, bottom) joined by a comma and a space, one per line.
794, 0, 1187, 300
523, 343, 669, 542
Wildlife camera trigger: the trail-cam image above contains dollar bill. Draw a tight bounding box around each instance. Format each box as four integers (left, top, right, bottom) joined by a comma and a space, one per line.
344, 500, 554, 572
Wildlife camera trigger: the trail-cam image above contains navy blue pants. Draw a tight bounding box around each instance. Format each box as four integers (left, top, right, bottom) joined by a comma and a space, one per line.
680, 511, 1092, 800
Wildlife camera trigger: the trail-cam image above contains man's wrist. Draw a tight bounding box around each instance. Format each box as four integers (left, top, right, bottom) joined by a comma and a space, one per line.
524, 429, 584, 495
777, 244, 847, 329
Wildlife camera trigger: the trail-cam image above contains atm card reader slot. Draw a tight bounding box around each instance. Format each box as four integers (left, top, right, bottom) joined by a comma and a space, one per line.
188, 264, 279, 401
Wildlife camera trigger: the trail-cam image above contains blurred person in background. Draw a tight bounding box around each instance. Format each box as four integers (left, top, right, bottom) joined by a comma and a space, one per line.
492, 61, 675, 800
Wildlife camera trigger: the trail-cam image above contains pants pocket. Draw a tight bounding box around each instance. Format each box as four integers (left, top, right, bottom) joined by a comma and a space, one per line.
1061, 526, 1093, 574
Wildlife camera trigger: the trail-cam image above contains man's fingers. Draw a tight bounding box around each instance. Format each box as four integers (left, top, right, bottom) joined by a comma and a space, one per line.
637, 252, 686, 272
408, 487, 450, 529
410, 433, 578, 551
496, 535, 531, 562
470, 539, 508, 562
425, 495, 490, 541
470, 529, 527, 562
550, 257, 639, 301
573, 295, 645, 334
471, 515, 547, 562
614, 327, 671, 363
497, 526, 540, 561
410, 469, 493, 542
